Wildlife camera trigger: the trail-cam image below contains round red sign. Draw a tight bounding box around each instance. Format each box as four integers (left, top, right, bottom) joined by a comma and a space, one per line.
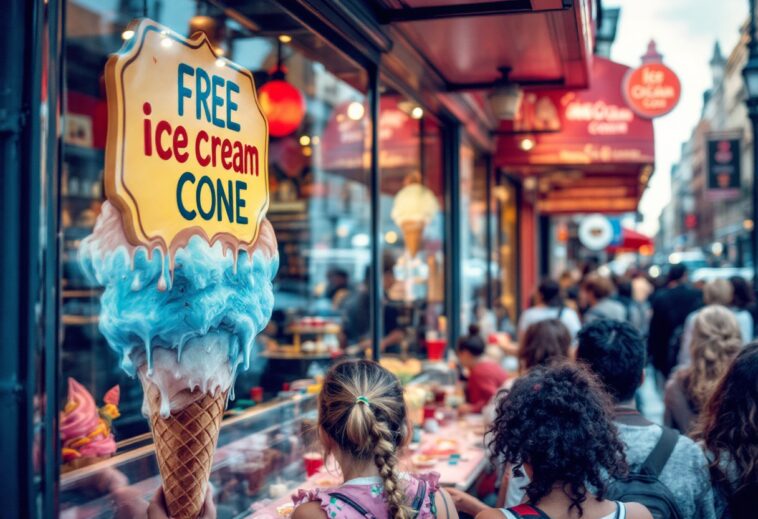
623, 63, 681, 118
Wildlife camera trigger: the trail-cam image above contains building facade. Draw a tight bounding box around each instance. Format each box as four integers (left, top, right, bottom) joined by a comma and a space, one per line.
665, 33, 755, 266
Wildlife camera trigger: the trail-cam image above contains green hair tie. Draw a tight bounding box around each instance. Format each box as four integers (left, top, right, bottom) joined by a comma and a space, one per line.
356, 396, 370, 406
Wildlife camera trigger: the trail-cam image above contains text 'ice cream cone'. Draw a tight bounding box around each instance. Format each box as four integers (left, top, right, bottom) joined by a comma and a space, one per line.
391, 180, 440, 258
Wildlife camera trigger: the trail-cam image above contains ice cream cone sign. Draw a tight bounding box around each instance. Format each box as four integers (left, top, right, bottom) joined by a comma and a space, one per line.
79, 18, 278, 519
391, 172, 440, 258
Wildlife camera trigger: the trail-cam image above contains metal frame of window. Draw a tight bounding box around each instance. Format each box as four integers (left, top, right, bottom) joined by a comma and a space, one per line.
7, 0, 469, 515
2, 0, 62, 517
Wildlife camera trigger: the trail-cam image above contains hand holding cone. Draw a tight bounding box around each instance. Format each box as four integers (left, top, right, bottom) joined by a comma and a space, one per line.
141, 376, 227, 519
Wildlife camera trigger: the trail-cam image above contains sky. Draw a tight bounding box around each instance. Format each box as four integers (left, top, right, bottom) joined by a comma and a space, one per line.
607, 0, 745, 235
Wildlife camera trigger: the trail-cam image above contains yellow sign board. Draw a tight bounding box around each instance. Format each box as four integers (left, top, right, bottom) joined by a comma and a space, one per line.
104, 19, 269, 255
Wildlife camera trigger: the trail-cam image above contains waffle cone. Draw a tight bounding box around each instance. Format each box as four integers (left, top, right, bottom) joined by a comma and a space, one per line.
141, 377, 227, 519
401, 221, 425, 257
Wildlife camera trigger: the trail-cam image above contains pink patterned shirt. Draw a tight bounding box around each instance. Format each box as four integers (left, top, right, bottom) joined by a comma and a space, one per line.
293, 472, 441, 518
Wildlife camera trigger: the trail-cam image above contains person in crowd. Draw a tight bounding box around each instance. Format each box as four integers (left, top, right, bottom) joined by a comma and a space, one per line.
518, 279, 581, 341
559, 270, 580, 312
728, 276, 756, 340
614, 277, 649, 337
474, 363, 651, 519
630, 269, 655, 304
292, 359, 457, 519
457, 325, 509, 414
576, 320, 716, 519
479, 319, 572, 424
678, 279, 750, 367
581, 273, 626, 323
518, 319, 571, 373
343, 264, 404, 352
147, 487, 215, 519
664, 306, 741, 435
647, 264, 702, 380
693, 343, 758, 519
326, 267, 352, 312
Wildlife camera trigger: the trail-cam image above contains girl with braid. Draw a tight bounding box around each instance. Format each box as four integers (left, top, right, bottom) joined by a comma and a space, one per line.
292, 359, 457, 519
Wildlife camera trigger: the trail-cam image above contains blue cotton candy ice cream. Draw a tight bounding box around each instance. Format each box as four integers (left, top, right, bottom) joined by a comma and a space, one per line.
79, 201, 278, 416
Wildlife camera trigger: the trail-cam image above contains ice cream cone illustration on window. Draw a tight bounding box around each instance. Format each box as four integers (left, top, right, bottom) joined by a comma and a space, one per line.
391, 172, 440, 258
78, 19, 277, 519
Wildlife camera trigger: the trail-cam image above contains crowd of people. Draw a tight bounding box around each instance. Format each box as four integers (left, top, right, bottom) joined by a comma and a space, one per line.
141, 263, 755, 519
284, 264, 755, 519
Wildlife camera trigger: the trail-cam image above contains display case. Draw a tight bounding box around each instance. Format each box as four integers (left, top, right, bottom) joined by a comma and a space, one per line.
60, 395, 318, 519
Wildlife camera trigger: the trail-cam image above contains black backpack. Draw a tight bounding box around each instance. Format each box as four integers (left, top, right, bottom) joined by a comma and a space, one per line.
666, 323, 686, 373
606, 425, 684, 519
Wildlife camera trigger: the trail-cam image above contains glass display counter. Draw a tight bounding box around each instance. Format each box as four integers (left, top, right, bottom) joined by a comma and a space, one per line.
60, 394, 317, 518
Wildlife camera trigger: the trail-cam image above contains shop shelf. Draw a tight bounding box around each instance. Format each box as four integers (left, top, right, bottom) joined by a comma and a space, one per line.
62, 314, 99, 326
59, 394, 318, 518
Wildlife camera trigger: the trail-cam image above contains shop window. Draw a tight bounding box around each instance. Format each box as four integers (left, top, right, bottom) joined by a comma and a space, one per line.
376, 89, 446, 366
60, 0, 371, 497
495, 178, 519, 327
458, 141, 489, 333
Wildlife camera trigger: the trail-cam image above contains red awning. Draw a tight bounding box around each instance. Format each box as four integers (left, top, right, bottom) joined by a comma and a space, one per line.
608, 228, 654, 253
495, 56, 655, 215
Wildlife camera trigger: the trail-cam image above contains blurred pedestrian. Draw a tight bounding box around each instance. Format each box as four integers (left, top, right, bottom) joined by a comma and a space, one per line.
678, 279, 751, 367
664, 306, 741, 435
457, 325, 508, 414
577, 320, 716, 519
558, 270, 580, 312
630, 269, 655, 304
518, 279, 581, 341
694, 343, 758, 519
647, 264, 702, 381
581, 273, 626, 323
729, 276, 757, 340
615, 277, 649, 337
518, 319, 571, 373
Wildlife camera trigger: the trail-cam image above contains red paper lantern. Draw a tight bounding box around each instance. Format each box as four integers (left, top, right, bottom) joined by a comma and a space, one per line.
258, 79, 305, 137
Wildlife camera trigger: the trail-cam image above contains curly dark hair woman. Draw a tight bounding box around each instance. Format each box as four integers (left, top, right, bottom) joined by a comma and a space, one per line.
478, 363, 651, 519
693, 343, 758, 519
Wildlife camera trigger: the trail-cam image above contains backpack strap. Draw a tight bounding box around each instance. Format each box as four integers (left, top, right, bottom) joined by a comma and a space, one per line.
328, 492, 377, 519
507, 504, 551, 519
410, 479, 427, 516
640, 426, 678, 477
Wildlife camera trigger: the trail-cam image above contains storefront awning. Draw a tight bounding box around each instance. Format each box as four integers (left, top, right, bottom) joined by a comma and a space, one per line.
495, 56, 655, 215
608, 227, 654, 254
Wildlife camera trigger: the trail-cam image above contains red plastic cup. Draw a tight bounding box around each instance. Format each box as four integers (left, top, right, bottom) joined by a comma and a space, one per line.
250, 386, 263, 403
426, 339, 446, 361
423, 405, 437, 420
303, 451, 324, 477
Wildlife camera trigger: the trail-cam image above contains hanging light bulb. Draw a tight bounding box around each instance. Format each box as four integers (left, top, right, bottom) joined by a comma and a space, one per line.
347, 101, 365, 121
488, 67, 523, 120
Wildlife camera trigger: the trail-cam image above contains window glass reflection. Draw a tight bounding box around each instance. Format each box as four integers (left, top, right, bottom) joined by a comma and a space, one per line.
60, 0, 371, 453
378, 91, 446, 362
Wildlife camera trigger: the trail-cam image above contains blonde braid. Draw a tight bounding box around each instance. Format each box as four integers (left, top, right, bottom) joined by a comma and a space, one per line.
318, 360, 410, 519
368, 416, 409, 519
687, 305, 742, 410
